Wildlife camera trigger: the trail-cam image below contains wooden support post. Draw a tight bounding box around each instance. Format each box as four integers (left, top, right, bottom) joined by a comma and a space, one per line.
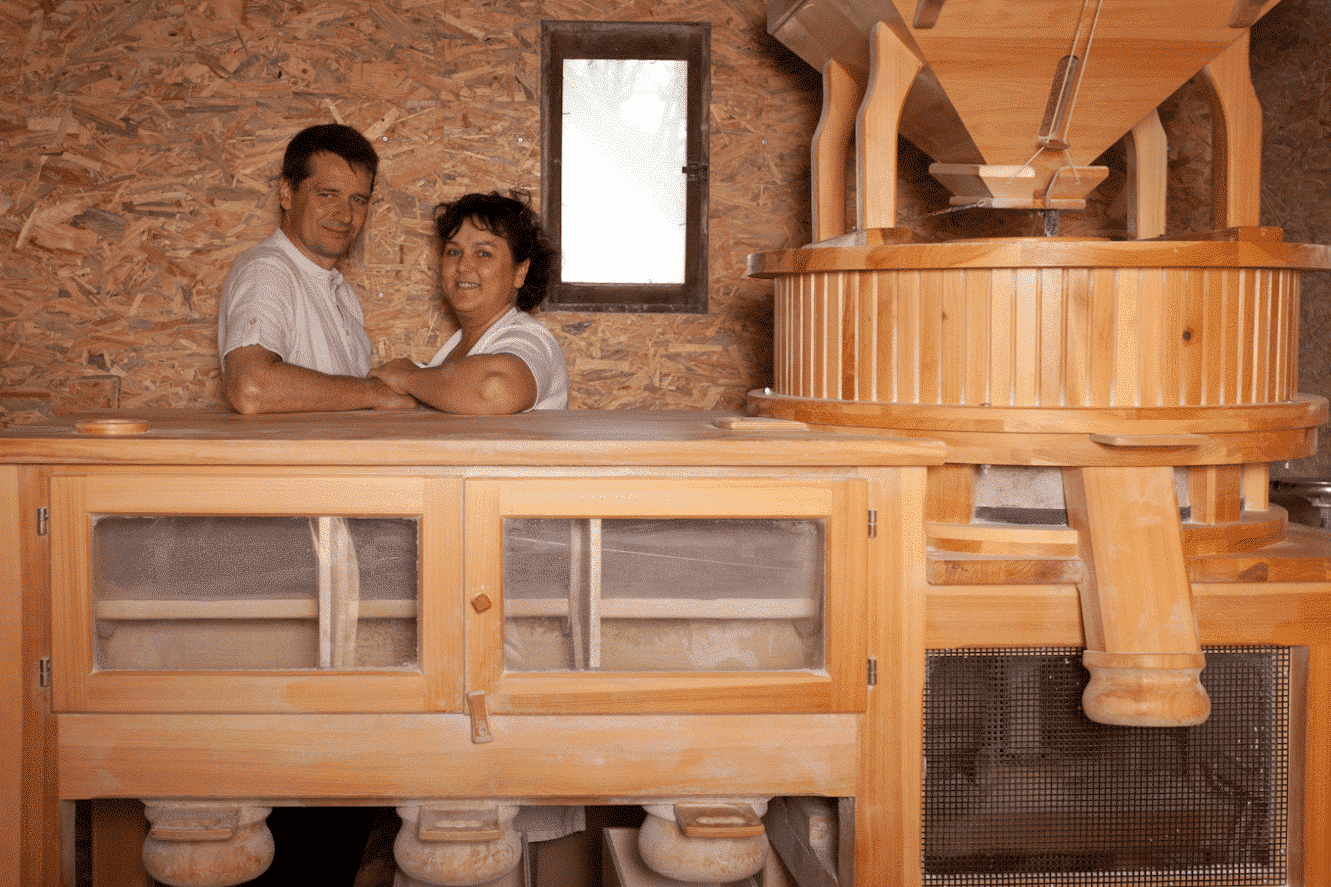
1063, 465, 1210, 727
858, 466, 927, 885
1200, 33, 1263, 229
813, 59, 864, 243
1241, 462, 1270, 511
924, 464, 973, 524
1189, 464, 1243, 525
1125, 110, 1168, 240
1307, 645, 1331, 887
0, 466, 25, 887
856, 22, 922, 231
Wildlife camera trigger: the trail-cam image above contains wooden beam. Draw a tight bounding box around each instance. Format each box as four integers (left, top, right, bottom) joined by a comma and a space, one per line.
1125, 110, 1168, 240
856, 22, 922, 230
813, 59, 864, 242
1200, 33, 1263, 228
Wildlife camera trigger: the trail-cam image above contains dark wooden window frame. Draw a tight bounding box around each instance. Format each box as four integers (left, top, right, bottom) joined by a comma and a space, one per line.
540, 20, 711, 313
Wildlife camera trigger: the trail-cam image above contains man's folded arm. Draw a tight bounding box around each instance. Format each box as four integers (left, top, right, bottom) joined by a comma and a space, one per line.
224, 344, 418, 414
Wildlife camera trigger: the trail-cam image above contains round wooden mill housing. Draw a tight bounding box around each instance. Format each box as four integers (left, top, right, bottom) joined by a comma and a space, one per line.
754, 0, 1331, 727
747, 232, 1331, 467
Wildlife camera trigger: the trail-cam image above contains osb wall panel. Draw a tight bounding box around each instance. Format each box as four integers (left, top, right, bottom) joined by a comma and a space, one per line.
0, 0, 823, 419
1, 0, 1330, 454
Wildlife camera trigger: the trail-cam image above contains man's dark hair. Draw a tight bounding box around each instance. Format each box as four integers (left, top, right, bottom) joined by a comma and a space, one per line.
281, 124, 379, 189
434, 191, 556, 312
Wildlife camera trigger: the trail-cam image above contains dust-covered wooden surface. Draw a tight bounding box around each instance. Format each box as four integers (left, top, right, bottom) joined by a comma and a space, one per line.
2, 0, 1330, 459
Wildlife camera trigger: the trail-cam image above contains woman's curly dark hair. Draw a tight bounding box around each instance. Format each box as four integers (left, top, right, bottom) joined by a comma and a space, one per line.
434, 191, 557, 312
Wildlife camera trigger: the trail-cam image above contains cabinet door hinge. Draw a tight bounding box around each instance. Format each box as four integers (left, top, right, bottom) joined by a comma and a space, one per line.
38, 657, 51, 688
867, 657, 878, 687
36, 506, 49, 536
867, 509, 877, 538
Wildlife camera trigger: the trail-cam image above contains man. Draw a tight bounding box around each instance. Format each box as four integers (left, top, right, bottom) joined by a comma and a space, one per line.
214, 123, 409, 887
218, 123, 417, 414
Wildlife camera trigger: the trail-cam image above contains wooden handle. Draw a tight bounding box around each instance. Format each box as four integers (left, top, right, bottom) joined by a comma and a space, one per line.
674, 803, 765, 838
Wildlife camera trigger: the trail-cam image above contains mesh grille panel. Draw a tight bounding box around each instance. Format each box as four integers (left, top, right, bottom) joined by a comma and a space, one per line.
922, 647, 1289, 886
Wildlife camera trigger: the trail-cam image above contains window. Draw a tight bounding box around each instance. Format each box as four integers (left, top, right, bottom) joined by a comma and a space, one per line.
541, 21, 710, 312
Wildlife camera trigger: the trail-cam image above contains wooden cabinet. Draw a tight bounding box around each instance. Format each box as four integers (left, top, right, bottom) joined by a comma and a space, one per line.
0, 409, 943, 886
10, 408, 1326, 885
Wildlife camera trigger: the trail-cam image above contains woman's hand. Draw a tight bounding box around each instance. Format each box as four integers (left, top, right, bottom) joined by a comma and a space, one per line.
368, 358, 421, 394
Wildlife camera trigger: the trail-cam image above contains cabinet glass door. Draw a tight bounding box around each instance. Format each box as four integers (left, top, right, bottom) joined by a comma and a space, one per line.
93, 514, 418, 670
466, 476, 867, 714
503, 517, 825, 672
51, 474, 462, 713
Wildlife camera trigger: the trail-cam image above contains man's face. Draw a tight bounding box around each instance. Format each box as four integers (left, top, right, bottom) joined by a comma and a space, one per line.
279, 151, 374, 270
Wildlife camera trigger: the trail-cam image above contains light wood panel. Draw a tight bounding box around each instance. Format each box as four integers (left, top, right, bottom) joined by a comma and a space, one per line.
0, 467, 26, 887
0, 410, 946, 469
925, 582, 1331, 648
858, 465, 929, 887
1306, 645, 1331, 887
766, 262, 1304, 410
749, 236, 1331, 276
56, 713, 860, 801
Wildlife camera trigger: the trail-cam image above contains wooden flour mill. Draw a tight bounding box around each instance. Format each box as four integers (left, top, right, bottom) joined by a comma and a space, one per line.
752, 0, 1331, 728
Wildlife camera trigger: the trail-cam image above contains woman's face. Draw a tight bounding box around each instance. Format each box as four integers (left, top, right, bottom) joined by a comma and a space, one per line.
440, 217, 530, 325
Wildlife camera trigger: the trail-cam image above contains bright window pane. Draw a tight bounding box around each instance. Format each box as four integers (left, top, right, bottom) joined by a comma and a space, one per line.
560, 58, 687, 284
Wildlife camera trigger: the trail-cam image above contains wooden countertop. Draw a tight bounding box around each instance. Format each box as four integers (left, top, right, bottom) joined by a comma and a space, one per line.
0, 407, 947, 468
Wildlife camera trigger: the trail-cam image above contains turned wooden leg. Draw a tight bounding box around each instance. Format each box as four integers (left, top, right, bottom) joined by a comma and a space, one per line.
1063, 465, 1211, 727
140, 800, 272, 887
393, 802, 520, 887
637, 800, 769, 883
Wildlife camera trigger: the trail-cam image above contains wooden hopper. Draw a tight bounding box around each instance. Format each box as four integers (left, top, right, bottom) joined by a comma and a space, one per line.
753, 0, 1331, 726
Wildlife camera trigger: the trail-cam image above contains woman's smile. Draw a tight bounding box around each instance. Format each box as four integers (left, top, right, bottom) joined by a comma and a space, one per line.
440, 217, 530, 326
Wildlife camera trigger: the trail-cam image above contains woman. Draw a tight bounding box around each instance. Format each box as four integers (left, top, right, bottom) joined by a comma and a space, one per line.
370, 192, 568, 413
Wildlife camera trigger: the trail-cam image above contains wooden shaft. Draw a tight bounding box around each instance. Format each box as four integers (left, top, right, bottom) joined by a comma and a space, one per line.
1063, 465, 1210, 726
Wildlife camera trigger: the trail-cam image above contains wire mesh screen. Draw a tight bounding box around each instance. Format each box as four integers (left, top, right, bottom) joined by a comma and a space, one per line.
922, 647, 1289, 885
